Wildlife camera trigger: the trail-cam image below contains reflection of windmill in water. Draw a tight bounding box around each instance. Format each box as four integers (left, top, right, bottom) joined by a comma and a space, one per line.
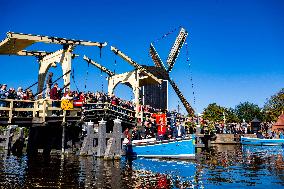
143, 27, 194, 115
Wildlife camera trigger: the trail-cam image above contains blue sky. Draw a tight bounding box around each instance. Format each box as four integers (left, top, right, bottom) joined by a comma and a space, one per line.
0, 0, 283, 114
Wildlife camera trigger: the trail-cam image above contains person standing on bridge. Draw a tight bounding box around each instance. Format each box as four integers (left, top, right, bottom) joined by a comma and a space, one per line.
45, 72, 53, 99
0, 84, 8, 107
50, 83, 59, 116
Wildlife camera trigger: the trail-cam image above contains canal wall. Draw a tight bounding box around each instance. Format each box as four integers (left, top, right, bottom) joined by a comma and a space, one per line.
210, 134, 256, 144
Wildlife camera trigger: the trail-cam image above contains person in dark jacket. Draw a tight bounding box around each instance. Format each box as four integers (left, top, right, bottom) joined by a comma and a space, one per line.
131, 126, 142, 140
45, 72, 53, 98
172, 122, 186, 138
165, 125, 173, 139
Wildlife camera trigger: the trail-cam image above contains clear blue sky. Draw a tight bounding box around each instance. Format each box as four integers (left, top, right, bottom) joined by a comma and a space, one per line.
0, 0, 283, 114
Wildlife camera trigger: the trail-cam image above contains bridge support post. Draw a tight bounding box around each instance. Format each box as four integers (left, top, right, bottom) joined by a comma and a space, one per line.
103, 118, 122, 160
4, 126, 12, 151
97, 119, 106, 157
80, 121, 96, 155
195, 125, 205, 152
11, 127, 25, 155
113, 118, 122, 159
27, 126, 39, 156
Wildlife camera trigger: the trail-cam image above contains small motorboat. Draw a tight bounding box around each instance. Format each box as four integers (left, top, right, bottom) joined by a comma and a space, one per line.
124, 135, 196, 159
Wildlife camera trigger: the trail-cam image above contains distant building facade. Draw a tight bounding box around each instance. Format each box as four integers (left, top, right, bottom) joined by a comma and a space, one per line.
140, 80, 168, 110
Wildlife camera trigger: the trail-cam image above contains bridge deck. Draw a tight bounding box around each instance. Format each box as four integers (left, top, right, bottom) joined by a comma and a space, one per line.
0, 99, 138, 126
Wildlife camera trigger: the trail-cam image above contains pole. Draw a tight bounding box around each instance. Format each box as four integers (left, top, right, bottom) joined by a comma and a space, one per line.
61, 110, 66, 154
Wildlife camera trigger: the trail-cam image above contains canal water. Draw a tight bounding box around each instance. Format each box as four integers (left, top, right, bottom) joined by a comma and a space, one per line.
1, 145, 284, 188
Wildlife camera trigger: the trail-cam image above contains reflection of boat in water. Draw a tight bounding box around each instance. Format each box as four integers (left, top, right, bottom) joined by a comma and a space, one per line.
130, 157, 196, 188
127, 136, 195, 160
241, 136, 284, 146
242, 144, 284, 158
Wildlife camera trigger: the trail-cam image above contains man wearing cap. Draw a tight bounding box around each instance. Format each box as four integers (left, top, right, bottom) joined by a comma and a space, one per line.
0, 84, 8, 107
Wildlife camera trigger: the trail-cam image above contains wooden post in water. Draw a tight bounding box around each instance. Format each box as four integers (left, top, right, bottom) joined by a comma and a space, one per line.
80, 121, 96, 155
11, 127, 25, 155
97, 119, 106, 157
195, 124, 205, 152
4, 127, 12, 151
104, 118, 122, 160
113, 118, 122, 159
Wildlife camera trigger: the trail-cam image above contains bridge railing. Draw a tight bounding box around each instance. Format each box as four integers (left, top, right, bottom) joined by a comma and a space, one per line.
83, 103, 136, 119
0, 99, 38, 122
0, 99, 137, 123
110, 104, 136, 119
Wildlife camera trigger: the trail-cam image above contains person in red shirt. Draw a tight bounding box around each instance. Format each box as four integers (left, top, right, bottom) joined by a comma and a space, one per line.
50, 83, 59, 115
50, 83, 59, 100
157, 122, 167, 140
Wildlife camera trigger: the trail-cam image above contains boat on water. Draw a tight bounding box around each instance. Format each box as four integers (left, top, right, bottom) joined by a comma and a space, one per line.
124, 135, 196, 160
241, 136, 284, 146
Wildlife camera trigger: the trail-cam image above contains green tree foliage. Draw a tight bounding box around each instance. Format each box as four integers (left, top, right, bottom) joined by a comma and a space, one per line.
203, 103, 225, 123
224, 108, 239, 123
235, 102, 263, 122
263, 88, 284, 122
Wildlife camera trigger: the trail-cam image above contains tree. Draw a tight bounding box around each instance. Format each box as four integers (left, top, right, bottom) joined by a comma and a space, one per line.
224, 108, 239, 123
263, 88, 284, 122
235, 102, 263, 122
203, 103, 225, 123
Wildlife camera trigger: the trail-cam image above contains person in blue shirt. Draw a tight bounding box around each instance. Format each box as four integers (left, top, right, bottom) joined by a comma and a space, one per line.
279, 131, 284, 139
0, 84, 8, 107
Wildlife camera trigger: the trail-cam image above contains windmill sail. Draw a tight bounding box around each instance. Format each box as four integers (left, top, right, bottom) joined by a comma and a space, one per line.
149, 43, 166, 70
168, 78, 194, 115
166, 28, 188, 73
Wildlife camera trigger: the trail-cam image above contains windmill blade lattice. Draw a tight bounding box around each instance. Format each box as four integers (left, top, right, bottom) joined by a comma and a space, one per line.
149, 43, 167, 70
166, 28, 188, 73
168, 78, 194, 115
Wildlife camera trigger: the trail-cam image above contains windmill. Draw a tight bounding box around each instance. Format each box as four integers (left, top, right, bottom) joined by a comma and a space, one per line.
149, 27, 194, 115
111, 28, 194, 115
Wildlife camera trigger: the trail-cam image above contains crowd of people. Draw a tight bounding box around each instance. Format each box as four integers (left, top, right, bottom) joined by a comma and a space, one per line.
0, 71, 164, 114
0, 84, 35, 103
201, 121, 275, 135
123, 116, 190, 143
0, 75, 162, 117
199, 119, 284, 139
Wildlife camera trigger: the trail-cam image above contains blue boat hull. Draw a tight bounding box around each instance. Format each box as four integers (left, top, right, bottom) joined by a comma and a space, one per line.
130, 138, 195, 159
241, 136, 284, 146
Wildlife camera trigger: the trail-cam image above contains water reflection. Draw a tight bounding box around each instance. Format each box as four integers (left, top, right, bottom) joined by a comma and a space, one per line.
1, 145, 284, 188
